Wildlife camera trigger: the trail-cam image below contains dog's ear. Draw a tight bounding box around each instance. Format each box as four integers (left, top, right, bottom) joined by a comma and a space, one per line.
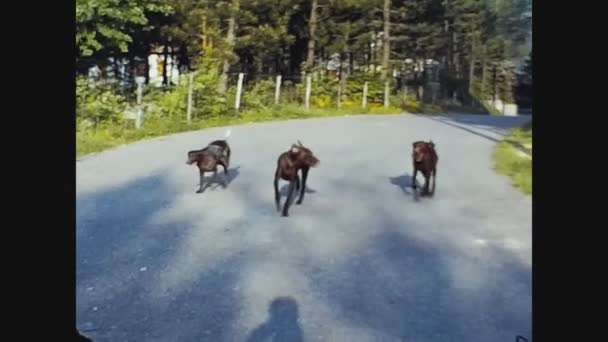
297, 140, 303, 146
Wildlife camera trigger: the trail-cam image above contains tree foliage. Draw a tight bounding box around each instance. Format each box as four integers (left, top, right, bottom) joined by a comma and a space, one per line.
76, 0, 532, 113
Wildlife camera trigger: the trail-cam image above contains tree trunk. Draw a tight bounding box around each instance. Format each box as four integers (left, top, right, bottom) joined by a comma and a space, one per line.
337, 53, 342, 108
493, 64, 498, 101
468, 39, 476, 98
367, 45, 372, 72
338, 34, 350, 108
382, 0, 391, 80
453, 33, 459, 79
162, 42, 169, 86
144, 57, 150, 85
218, 0, 239, 94
444, 0, 451, 75
169, 46, 176, 86
128, 54, 135, 88
480, 46, 487, 99
305, 0, 318, 72
112, 56, 120, 84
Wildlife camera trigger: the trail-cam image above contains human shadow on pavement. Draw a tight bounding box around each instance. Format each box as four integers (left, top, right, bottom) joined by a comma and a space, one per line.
245, 297, 304, 342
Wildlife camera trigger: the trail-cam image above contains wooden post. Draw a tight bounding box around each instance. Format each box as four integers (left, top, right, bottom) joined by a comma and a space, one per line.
275, 75, 282, 105
187, 72, 194, 123
362, 81, 368, 109
135, 77, 144, 129
384, 80, 390, 108
305, 75, 312, 110
235, 72, 244, 111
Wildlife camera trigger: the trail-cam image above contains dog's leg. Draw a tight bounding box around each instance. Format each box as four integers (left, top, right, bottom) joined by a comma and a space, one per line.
282, 179, 297, 217
412, 167, 418, 190
422, 172, 430, 196
196, 170, 206, 193
296, 167, 309, 205
218, 161, 229, 187
221, 160, 229, 176
274, 173, 281, 212
431, 167, 437, 196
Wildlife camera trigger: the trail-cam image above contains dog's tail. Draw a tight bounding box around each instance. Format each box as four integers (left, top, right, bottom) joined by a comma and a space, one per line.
224, 129, 232, 140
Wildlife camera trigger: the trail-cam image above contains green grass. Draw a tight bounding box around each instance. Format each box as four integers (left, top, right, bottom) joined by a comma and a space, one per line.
493, 121, 532, 195
77, 103, 406, 157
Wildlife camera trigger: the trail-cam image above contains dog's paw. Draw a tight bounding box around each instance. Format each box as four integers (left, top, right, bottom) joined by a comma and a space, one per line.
196, 189, 204, 194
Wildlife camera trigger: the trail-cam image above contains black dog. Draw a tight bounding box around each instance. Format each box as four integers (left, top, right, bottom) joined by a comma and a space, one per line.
412, 140, 438, 196
186, 129, 232, 193
274, 141, 320, 217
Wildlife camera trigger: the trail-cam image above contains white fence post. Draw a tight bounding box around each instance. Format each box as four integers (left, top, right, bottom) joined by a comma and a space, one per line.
362, 81, 368, 109
305, 75, 312, 110
235, 73, 244, 111
275, 75, 282, 105
135, 76, 145, 129
384, 80, 390, 108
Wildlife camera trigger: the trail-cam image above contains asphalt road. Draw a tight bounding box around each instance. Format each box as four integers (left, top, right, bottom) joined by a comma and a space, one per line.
77, 113, 532, 342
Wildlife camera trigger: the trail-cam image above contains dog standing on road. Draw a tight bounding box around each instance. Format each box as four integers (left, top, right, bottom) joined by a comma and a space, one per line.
412, 140, 438, 197
274, 141, 320, 217
186, 129, 232, 193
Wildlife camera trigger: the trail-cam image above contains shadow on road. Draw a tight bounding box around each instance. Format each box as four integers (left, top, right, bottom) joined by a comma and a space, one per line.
77, 165, 531, 341
389, 174, 418, 195
77, 171, 245, 341
423, 115, 532, 156
245, 297, 304, 342
308, 226, 531, 341
199, 166, 242, 191
389, 173, 424, 201
279, 184, 317, 197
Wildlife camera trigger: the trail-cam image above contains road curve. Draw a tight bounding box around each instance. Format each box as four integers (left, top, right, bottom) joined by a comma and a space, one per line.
77, 114, 532, 342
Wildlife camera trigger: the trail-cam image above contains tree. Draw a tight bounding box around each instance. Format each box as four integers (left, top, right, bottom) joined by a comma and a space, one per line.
235, 0, 299, 78
76, 0, 172, 58
305, 0, 319, 72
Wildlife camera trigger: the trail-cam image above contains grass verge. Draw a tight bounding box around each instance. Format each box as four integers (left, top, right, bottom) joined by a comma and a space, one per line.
77, 104, 405, 157
493, 121, 532, 195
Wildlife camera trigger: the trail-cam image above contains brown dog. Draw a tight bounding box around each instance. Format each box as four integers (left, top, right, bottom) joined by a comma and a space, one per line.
186, 130, 232, 193
412, 140, 438, 196
274, 141, 320, 217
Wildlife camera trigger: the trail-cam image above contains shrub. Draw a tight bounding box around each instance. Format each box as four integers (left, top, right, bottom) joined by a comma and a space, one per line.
76, 76, 127, 130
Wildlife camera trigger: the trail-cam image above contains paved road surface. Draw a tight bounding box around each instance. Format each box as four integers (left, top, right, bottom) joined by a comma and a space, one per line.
77, 114, 532, 342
